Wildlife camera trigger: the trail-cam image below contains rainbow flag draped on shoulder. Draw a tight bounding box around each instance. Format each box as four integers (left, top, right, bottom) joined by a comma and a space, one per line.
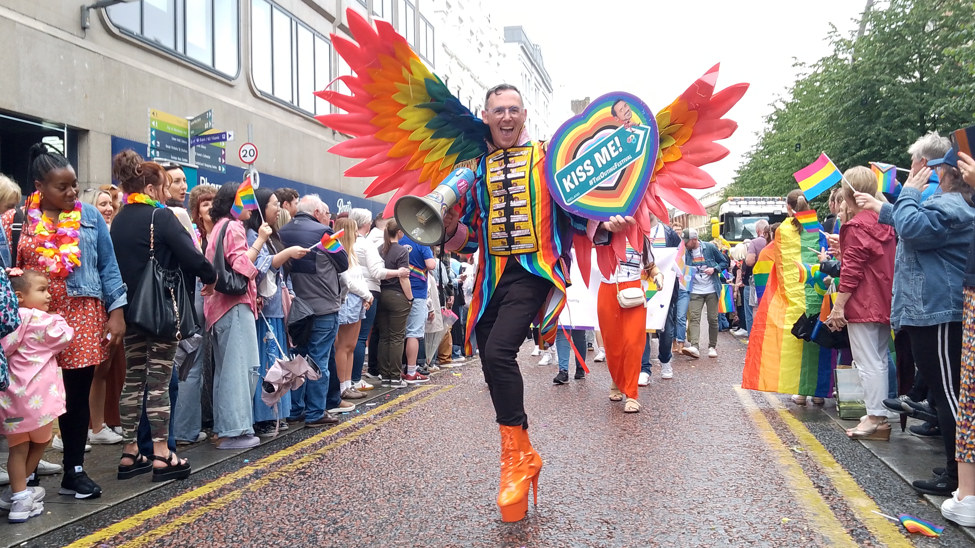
742, 216, 833, 398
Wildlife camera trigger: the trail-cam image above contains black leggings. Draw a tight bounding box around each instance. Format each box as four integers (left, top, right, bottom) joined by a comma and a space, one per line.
904, 323, 962, 478
60, 366, 96, 469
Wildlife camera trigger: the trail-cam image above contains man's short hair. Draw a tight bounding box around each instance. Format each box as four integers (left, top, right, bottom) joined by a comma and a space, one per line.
754, 219, 769, 235
909, 132, 951, 162
275, 187, 299, 204
296, 194, 325, 215
485, 84, 522, 109
611, 99, 625, 118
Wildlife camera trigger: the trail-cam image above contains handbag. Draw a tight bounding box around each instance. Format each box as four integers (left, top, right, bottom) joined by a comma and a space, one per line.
615, 242, 649, 309
213, 220, 249, 296
127, 210, 197, 340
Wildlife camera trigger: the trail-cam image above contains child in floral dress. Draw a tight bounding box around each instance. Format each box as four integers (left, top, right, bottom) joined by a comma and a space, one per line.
0, 269, 74, 523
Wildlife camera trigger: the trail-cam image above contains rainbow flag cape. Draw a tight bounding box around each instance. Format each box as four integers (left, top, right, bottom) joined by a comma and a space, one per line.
230, 178, 259, 218
794, 153, 842, 200
753, 248, 774, 302
718, 284, 735, 313
793, 210, 819, 233
742, 220, 834, 398
314, 228, 345, 253
870, 162, 898, 194
898, 514, 943, 537
795, 261, 828, 296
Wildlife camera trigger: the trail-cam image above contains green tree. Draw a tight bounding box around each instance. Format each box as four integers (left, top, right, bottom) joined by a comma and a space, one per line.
726, 0, 975, 208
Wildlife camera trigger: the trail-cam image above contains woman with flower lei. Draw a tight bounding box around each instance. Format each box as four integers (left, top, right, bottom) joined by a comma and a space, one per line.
2, 143, 127, 500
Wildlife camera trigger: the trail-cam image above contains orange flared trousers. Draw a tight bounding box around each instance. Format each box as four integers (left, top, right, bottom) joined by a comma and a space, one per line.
597, 280, 647, 400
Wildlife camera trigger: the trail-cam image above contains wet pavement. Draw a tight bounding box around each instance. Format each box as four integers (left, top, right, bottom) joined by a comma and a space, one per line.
12, 330, 975, 547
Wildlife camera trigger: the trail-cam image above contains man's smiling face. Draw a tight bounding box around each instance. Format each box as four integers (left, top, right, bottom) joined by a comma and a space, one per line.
483, 89, 527, 149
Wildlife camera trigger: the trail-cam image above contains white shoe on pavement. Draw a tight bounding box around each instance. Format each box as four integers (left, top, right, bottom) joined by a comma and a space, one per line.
732, 328, 748, 337
353, 380, 374, 391
682, 346, 701, 359
2, 486, 45, 517
708, 347, 718, 359
530, 345, 540, 357
217, 434, 260, 450
594, 349, 606, 362
452, 356, 466, 364
111, 426, 123, 436
943, 491, 975, 526
52, 435, 91, 453
538, 351, 552, 366
660, 361, 674, 379
88, 424, 123, 445
36, 460, 62, 475
638, 371, 650, 386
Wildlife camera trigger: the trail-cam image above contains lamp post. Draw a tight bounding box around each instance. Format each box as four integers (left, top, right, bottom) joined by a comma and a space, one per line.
80, 0, 139, 30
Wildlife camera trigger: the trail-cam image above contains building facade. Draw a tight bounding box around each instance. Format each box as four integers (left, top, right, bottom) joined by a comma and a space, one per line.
433, 0, 503, 115
500, 26, 553, 141
0, 0, 442, 213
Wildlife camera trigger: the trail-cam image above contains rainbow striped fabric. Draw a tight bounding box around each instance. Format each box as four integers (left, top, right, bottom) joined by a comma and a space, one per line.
718, 284, 735, 313
794, 210, 819, 233
230, 178, 259, 219
898, 514, 943, 537
795, 261, 827, 295
742, 219, 834, 399
793, 153, 842, 200
870, 162, 898, 194
673, 241, 689, 289
408, 263, 426, 280
315, 228, 345, 254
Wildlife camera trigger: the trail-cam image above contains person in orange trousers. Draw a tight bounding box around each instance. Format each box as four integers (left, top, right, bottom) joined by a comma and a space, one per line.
596, 241, 663, 413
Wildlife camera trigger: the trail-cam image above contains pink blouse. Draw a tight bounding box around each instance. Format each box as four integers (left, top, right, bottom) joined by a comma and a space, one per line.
204, 218, 259, 329
0, 309, 74, 434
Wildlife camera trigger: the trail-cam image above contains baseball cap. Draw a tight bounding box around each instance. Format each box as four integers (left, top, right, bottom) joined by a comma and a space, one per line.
684, 228, 699, 241
927, 148, 959, 168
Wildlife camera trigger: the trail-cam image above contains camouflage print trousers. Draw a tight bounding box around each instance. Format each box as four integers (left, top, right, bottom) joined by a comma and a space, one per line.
120, 331, 178, 444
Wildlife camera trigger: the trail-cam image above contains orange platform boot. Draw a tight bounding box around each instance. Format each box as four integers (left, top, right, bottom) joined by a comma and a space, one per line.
497, 425, 542, 522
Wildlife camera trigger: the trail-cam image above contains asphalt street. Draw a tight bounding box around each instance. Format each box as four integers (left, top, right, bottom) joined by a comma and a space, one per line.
19, 332, 975, 548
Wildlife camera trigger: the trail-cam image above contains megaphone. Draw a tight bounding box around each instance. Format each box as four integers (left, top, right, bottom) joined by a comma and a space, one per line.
394, 167, 475, 246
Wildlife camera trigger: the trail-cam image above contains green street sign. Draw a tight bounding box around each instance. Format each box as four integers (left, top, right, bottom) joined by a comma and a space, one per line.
553, 124, 652, 206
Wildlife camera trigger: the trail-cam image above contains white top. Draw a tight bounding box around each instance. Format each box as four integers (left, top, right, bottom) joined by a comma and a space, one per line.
689, 247, 714, 295
353, 234, 391, 293
340, 253, 372, 301
600, 243, 644, 284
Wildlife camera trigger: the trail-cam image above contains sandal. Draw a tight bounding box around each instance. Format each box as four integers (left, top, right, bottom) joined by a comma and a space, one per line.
847, 419, 891, 440
624, 398, 641, 413
609, 382, 624, 402
791, 395, 807, 405
117, 452, 152, 480
150, 452, 191, 483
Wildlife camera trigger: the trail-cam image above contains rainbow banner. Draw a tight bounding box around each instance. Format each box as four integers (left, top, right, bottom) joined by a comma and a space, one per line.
793, 210, 819, 233
314, 228, 345, 253
230, 178, 259, 218
870, 162, 898, 194
742, 219, 834, 398
794, 153, 842, 200
718, 284, 735, 313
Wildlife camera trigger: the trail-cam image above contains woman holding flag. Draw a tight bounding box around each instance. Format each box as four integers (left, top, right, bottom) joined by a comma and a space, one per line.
204, 181, 270, 450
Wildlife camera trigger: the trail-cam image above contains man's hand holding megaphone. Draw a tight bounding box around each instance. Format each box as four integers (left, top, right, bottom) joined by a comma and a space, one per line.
443, 207, 461, 240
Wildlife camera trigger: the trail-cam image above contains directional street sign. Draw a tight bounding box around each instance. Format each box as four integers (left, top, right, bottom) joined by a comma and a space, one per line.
193, 142, 227, 173
148, 108, 190, 163
190, 132, 229, 147
553, 124, 650, 206
190, 110, 213, 137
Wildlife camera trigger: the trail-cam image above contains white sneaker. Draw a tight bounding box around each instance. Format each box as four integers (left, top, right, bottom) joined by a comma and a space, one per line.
353, 380, 374, 391
708, 347, 718, 359
530, 345, 540, 357
538, 351, 552, 366
661, 361, 674, 379
111, 426, 123, 436
594, 349, 606, 362
52, 435, 91, 453
36, 460, 62, 475
732, 328, 748, 337
4, 487, 45, 522
943, 491, 975, 526
88, 424, 123, 445
452, 356, 466, 364
638, 371, 650, 386
682, 346, 701, 359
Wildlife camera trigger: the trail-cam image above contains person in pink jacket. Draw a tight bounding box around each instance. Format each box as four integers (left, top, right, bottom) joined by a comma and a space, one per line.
0, 269, 74, 523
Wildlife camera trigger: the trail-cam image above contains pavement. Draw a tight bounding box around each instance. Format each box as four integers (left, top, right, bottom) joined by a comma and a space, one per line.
5, 330, 975, 547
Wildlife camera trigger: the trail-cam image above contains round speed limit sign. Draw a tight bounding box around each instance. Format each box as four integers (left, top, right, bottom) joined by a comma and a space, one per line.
238, 142, 258, 164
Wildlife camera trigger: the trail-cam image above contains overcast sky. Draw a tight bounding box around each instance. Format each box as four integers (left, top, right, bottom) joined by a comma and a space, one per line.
491, 0, 869, 197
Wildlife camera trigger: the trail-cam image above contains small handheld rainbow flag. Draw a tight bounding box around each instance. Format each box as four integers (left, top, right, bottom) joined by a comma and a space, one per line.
795, 261, 828, 295
673, 241, 689, 289
794, 153, 843, 200
832, 218, 841, 235
897, 514, 943, 537
870, 162, 898, 194
230, 178, 259, 219
313, 229, 345, 253
793, 210, 819, 233
718, 284, 735, 313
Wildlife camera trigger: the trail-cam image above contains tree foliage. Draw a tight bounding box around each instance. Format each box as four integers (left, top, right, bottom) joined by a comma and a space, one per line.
726, 0, 975, 206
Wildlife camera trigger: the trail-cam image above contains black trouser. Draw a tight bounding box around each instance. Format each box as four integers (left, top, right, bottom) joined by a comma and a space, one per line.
60, 366, 96, 469
377, 288, 411, 381
368, 302, 381, 377
904, 323, 962, 478
474, 261, 552, 428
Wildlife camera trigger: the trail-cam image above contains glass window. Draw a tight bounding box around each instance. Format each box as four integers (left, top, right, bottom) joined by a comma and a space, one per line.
106, 0, 239, 77
417, 15, 433, 66
271, 6, 293, 103
374, 0, 392, 19
250, 1, 333, 115
402, 0, 415, 47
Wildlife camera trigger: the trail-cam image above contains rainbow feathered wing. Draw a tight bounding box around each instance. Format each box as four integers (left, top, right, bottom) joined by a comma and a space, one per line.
315, 9, 748, 279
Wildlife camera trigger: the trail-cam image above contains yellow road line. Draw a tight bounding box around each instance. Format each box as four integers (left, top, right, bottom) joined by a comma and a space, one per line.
760, 392, 914, 548
733, 387, 859, 547
66, 385, 443, 548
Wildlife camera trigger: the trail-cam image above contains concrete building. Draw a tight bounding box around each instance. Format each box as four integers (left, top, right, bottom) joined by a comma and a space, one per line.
433, 0, 503, 115
0, 0, 441, 213
501, 26, 553, 141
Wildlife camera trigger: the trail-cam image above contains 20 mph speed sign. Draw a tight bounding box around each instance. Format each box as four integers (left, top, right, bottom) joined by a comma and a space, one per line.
238, 142, 258, 164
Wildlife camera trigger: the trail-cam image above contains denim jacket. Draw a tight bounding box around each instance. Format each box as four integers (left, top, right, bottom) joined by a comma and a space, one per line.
878, 187, 975, 330
684, 241, 730, 295
68, 203, 127, 312
0, 225, 11, 269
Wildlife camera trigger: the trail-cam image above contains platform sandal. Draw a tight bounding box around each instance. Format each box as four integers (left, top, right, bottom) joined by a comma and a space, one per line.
117, 452, 152, 480
609, 382, 624, 402
150, 452, 191, 483
624, 398, 641, 413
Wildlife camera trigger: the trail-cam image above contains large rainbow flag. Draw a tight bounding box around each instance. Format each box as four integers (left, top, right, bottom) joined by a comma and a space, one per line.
742, 216, 833, 398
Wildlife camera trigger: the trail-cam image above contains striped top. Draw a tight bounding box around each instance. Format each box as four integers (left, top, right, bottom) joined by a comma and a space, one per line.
600, 243, 644, 284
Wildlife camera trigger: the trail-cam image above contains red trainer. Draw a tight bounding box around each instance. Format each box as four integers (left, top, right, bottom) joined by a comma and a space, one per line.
402, 372, 429, 384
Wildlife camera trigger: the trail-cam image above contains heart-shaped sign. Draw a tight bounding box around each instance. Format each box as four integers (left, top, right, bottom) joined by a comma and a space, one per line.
544, 92, 659, 221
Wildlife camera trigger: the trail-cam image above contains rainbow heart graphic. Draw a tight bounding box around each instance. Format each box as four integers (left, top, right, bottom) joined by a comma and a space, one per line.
544, 92, 659, 221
